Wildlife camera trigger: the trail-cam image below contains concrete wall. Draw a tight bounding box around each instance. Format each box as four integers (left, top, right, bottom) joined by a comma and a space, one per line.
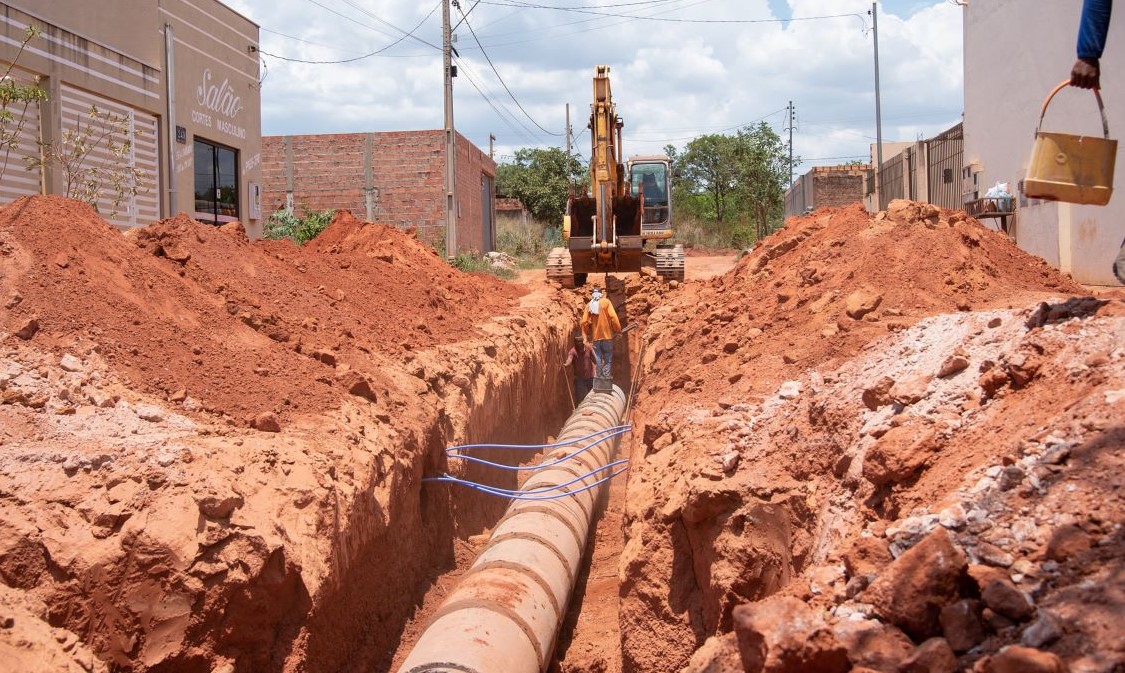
963, 0, 1124, 285
260, 131, 496, 253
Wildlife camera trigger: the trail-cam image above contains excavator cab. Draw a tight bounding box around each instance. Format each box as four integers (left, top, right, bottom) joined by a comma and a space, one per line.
548, 66, 684, 287
628, 157, 673, 238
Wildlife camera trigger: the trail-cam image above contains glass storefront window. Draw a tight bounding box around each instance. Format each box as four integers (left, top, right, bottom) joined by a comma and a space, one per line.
193, 138, 239, 224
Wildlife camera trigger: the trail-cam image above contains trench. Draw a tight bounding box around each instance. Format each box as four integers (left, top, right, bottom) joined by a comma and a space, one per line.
293, 279, 639, 673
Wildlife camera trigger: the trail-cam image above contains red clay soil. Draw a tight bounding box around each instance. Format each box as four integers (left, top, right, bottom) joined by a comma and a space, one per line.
0, 197, 521, 427
2, 193, 1122, 673
615, 200, 1123, 673
636, 201, 1083, 413
0, 196, 563, 673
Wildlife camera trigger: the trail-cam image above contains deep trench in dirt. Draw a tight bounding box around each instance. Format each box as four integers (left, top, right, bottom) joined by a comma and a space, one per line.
5, 198, 1123, 673
293, 282, 641, 673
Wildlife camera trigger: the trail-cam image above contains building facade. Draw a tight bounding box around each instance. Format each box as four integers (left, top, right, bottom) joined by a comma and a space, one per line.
0, 0, 263, 234
259, 131, 498, 253
962, 0, 1123, 285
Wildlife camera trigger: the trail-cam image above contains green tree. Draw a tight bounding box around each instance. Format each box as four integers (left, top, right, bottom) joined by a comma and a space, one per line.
676, 134, 742, 223
733, 122, 791, 241
495, 146, 586, 224
670, 123, 793, 243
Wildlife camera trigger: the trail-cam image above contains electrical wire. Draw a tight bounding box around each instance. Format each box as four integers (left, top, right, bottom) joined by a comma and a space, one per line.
435, 459, 629, 496
456, 7, 564, 137
479, 0, 865, 26
457, 59, 544, 145
466, 0, 714, 49
335, 0, 442, 50
259, 0, 441, 63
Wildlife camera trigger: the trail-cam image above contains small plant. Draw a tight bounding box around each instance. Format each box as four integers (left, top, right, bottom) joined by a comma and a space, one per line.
263, 207, 335, 245
0, 26, 47, 183
27, 104, 147, 218
450, 250, 516, 280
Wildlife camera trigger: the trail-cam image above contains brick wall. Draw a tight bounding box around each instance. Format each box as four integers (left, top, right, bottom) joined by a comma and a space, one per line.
785, 165, 870, 217
260, 130, 496, 252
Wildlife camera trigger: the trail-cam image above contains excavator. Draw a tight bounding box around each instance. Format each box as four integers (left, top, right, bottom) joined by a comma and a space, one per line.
546, 65, 685, 288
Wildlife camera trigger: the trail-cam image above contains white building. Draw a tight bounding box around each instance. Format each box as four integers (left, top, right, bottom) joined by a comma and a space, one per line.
963, 0, 1123, 285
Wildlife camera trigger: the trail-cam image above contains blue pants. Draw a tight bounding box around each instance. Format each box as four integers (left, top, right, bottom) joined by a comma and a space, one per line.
592, 339, 614, 379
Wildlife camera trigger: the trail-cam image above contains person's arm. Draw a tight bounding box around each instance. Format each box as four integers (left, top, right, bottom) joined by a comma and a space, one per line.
605, 299, 622, 334
580, 307, 592, 340
1072, 0, 1112, 88
562, 347, 575, 367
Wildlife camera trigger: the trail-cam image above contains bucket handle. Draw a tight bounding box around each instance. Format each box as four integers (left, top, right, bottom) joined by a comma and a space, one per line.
1037, 79, 1110, 138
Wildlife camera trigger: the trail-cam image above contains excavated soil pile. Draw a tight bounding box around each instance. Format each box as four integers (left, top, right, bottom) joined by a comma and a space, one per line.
0, 196, 566, 673
619, 200, 1123, 673
0, 198, 521, 427
639, 201, 1083, 413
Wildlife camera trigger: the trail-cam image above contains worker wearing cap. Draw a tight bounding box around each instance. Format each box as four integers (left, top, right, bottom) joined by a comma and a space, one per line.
562, 332, 596, 403
580, 287, 621, 380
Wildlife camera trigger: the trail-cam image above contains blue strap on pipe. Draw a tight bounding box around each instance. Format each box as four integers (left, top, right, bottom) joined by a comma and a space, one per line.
426, 459, 629, 496
446, 426, 631, 472
424, 463, 630, 501
446, 424, 632, 453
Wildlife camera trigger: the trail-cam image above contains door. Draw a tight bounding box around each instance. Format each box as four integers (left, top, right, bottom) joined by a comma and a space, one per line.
481, 174, 495, 251
193, 138, 239, 225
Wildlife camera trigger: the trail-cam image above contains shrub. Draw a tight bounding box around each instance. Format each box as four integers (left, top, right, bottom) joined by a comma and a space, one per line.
451, 250, 516, 280
263, 208, 334, 245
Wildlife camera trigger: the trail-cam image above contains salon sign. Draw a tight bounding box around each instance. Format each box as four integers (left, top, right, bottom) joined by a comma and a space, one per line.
189, 68, 247, 141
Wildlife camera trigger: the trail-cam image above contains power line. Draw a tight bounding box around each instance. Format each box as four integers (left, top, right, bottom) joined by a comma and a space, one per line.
456, 58, 544, 145
456, 7, 564, 137
261, 0, 441, 63
466, 0, 713, 48
478, 1, 865, 26
628, 107, 788, 142
334, 0, 442, 50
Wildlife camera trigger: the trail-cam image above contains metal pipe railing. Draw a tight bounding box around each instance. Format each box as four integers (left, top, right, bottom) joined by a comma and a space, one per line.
397, 385, 628, 673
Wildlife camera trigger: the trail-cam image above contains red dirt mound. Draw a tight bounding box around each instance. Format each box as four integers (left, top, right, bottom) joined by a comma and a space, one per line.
0, 196, 522, 426
640, 200, 1085, 411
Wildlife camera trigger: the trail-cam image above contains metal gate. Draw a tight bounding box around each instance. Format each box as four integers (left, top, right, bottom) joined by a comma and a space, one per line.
878, 154, 906, 210
926, 122, 963, 209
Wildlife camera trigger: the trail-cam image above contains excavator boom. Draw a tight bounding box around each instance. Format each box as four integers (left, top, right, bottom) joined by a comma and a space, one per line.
548, 65, 683, 287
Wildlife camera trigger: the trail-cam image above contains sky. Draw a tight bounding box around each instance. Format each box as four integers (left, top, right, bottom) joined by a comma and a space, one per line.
226, 0, 965, 178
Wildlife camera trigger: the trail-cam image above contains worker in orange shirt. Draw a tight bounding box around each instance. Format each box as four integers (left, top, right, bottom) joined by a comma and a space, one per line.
580, 287, 621, 381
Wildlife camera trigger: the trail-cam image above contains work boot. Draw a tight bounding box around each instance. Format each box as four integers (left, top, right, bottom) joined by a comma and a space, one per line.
1115, 239, 1125, 285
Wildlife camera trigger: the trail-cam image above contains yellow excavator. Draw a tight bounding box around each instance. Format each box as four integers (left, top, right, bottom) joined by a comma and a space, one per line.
547, 65, 685, 287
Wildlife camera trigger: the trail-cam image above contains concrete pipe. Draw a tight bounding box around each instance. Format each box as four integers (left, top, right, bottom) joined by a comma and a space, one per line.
397, 385, 628, 673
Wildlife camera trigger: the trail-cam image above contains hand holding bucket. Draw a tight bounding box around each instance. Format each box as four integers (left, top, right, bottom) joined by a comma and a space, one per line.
1025, 80, 1117, 206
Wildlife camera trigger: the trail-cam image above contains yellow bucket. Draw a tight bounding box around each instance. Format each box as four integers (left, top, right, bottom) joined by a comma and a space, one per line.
1025, 80, 1117, 206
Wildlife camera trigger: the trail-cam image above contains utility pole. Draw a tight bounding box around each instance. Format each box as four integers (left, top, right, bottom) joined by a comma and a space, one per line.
489, 133, 495, 159
565, 103, 572, 158
870, 1, 884, 209
565, 103, 574, 195
443, 0, 457, 257
785, 100, 795, 187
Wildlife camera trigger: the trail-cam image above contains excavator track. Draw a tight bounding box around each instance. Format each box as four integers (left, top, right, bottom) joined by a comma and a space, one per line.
546, 247, 575, 288
654, 243, 685, 282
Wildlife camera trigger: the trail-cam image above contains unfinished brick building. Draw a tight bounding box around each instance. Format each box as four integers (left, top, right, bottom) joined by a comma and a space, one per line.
784, 164, 871, 218
259, 131, 496, 253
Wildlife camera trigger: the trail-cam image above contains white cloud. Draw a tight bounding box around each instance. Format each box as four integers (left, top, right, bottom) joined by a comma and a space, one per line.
231, 0, 965, 174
